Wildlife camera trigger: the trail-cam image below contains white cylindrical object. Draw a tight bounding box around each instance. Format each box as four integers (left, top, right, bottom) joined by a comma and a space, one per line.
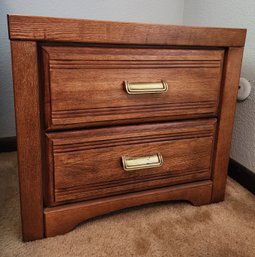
237, 77, 251, 101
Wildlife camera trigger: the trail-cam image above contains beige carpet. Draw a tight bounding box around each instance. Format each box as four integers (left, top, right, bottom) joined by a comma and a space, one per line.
0, 152, 255, 257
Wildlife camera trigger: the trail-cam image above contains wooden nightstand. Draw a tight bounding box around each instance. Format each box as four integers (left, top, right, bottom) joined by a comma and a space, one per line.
8, 15, 246, 241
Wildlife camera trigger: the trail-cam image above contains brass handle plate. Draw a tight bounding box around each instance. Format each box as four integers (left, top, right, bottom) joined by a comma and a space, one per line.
124, 80, 168, 94
122, 153, 163, 171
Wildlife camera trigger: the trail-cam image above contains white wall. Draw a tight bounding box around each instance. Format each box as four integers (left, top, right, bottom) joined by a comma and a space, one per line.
184, 0, 255, 173
0, 0, 184, 138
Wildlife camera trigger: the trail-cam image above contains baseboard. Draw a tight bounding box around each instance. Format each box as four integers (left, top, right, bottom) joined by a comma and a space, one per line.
0, 136, 17, 152
228, 158, 255, 195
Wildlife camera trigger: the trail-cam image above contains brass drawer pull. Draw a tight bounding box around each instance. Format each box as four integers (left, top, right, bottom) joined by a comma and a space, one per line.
122, 153, 163, 171
124, 80, 168, 94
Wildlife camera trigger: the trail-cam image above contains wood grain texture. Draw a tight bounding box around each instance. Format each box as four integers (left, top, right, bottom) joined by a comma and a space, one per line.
8, 15, 246, 240
211, 47, 244, 202
46, 119, 216, 205
44, 180, 213, 237
8, 15, 246, 47
10, 41, 44, 241
42, 46, 223, 130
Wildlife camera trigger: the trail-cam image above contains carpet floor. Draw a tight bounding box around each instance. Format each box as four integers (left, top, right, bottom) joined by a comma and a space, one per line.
0, 152, 255, 257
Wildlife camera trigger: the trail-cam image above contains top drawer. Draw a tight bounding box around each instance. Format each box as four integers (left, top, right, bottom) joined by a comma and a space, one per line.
42, 46, 224, 130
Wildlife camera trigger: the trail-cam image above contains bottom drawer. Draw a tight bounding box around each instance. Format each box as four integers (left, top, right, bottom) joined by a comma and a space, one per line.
45, 119, 216, 205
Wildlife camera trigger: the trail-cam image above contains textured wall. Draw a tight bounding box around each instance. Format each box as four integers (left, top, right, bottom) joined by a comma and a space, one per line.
184, 0, 255, 173
0, 0, 184, 138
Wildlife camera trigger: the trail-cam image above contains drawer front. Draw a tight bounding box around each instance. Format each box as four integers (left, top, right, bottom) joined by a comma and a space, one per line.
42, 46, 223, 130
46, 119, 216, 205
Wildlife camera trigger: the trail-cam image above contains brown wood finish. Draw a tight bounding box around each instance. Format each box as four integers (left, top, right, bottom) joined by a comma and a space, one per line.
8, 15, 246, 47
10, 41, 44, 241
211, 47, 244, 202
42, 46, 223, 130
46, 119, 216, 205
44, 180, 213, 237
8, 15, 246, 241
